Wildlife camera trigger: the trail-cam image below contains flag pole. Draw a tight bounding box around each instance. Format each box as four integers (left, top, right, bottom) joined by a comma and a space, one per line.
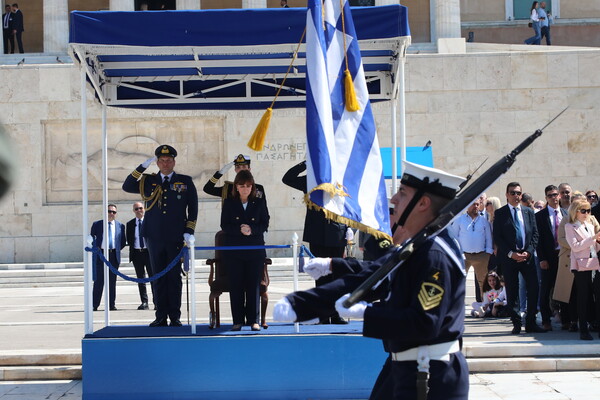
292, 232, 299, 333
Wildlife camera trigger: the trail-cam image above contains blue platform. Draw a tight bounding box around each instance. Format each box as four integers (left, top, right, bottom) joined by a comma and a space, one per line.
82, 322, 385, 400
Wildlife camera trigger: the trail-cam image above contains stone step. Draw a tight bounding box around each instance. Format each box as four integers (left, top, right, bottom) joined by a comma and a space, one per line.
0, 365, 81, 381
0, 259, 311, 288
1, 347, 599, 381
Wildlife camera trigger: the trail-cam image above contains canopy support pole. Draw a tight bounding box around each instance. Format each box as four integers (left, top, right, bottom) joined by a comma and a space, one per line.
398, 58, 407, 167
391, 97, 398, 194
82, 67, 93, 336
190, 237, 197, 334
101, 104, 110, 327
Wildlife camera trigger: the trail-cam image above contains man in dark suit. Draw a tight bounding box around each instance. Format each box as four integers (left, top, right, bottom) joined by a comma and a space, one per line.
2, 5, 14, 54
282, 160, 349, 324
536, 185, 568, 331
126, 201, 154, 311
10, 3, 22, 53
91, 204, 126, 311
494, 182, 545, 334
122, 145, 198, 327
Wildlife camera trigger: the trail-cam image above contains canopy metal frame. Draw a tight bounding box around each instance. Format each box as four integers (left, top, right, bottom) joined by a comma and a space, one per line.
69, 11, 410, 337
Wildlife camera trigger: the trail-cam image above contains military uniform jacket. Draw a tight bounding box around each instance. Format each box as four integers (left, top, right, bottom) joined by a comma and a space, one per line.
122, 165, 198, 241
288, 230, 466, 353
220, 196, 270, 257
203, 171, 266, 204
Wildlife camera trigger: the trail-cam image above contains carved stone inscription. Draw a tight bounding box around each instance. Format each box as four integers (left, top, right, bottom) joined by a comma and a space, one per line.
43, 117, 225, 203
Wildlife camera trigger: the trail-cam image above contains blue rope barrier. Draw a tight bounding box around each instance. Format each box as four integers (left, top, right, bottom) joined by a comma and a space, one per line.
194, 244, 291, 251
85, 246, 188, 284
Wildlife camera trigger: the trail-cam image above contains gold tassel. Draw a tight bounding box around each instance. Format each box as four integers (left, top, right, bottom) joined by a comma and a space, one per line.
344, 69, 360, 112
247, 107, 272, 151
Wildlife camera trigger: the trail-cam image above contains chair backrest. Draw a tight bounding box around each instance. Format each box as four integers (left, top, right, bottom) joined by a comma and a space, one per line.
214, 230, 228, 280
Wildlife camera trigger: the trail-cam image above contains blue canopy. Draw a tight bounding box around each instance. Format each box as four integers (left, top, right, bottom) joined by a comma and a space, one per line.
69, 6, 410, 110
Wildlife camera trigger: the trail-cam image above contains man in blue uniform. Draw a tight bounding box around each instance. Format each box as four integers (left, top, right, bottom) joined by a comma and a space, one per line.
274, 161, 469, 400
122, 145, 198, 327
203, 154, 266, 202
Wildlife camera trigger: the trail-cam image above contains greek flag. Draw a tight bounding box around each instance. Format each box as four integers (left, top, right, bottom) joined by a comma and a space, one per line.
305, 0, 391, 238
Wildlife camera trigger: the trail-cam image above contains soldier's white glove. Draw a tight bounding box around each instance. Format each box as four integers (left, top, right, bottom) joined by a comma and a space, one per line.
335, 293, 367, 319
218, 161, 235, 175
345, 228, 354, 242
141, 156, 157, 169
273, 297, 297, 322
183, 233, 194, 246
303, 257, 332, 280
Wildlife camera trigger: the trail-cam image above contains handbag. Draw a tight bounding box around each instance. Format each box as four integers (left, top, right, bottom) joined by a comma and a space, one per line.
528, 22, 533, 28
575, 257, 600, 270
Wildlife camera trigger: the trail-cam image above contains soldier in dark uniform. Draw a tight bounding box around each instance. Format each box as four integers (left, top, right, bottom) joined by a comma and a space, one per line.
122, 145, 198, 327
282, 160, 349, 324
203, 154, 266, 202
274, 161, 469, 400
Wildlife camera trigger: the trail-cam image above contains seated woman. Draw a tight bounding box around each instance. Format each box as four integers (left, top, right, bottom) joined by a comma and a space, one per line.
564, 198, 600, 340
221, 170, 270, 331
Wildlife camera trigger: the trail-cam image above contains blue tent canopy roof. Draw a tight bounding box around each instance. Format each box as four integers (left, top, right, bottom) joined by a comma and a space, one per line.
69, 6, 410, 110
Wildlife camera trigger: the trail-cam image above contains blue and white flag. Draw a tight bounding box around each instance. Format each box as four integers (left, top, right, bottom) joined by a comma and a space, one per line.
305, 0, 391, 239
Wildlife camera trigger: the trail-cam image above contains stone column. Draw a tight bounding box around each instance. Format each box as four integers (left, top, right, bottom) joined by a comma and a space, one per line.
110, 0, 135, 11
431, 0, 461, 40
44, 0, 69, 53
375, 0, 400, 5
242, 0, 267, 8
177, 0, 201, 9
430, 0, 464, 53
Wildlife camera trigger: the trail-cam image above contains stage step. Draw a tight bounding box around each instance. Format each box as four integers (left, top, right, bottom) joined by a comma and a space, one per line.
0, 259, 309, 288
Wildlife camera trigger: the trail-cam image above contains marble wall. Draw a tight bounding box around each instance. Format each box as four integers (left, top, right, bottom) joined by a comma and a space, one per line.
0, 46, 599, 263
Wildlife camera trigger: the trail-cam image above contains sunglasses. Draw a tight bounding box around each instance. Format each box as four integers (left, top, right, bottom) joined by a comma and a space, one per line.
587, 194, 598, 200
560, 191, 571, 195
578, 209, 591, 214
509, 190, 522, 196
134, 207, 144, 211
108, 210, 117, 214
546, 193, 559, 198
485, 202, 492, 206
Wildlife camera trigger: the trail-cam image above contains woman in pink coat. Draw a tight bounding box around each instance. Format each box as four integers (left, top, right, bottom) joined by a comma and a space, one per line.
565, 198, 600, 340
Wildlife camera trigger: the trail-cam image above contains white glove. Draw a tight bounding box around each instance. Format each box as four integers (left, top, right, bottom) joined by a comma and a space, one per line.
218, 161, 235, 175
273, 297, 297, 322
345, 228, 354, 242
335, 293, 367, 319
141, 156, 157, 169
303, 257, 332, 280
183, 233, 194, 246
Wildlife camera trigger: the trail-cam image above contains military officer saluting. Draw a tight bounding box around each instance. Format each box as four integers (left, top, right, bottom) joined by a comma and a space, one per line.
122, 145, 198, 327
203, 154, 266, 202
274, 161, 469, 400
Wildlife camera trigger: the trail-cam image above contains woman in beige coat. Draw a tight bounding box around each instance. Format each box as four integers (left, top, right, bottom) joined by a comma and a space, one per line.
564, 199, 600, 340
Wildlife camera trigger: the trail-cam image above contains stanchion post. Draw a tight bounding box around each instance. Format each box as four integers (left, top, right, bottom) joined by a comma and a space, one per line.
189, 237, 196, 335
84, 235, 94, 335
292, 232, 299, 333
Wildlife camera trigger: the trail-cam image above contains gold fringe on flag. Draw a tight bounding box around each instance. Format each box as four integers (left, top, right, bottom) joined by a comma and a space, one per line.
246, 28, 307, 152
303, 184, 392, 241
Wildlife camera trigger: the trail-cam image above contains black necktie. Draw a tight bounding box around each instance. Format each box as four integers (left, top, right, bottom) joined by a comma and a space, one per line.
138, 219, 144, 248
163, 176, 169, 190
513, 207, 524, 250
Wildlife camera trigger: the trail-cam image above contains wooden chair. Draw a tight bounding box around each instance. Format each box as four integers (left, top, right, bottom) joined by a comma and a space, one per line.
207, 230, 271, 329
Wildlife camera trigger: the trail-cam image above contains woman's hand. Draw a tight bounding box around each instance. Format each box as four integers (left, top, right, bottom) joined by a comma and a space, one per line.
240, 224, 252, 236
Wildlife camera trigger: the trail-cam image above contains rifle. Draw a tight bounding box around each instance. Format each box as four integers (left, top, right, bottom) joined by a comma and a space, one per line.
343, 107, 568, 307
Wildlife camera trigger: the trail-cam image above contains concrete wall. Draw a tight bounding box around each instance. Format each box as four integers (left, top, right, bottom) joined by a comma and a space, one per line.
460, 0, 504, 22
0, 46, 599, 263
562, 0, 600, 19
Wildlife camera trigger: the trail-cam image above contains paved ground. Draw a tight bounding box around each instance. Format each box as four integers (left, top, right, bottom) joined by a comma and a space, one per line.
2, 266, 600, 398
